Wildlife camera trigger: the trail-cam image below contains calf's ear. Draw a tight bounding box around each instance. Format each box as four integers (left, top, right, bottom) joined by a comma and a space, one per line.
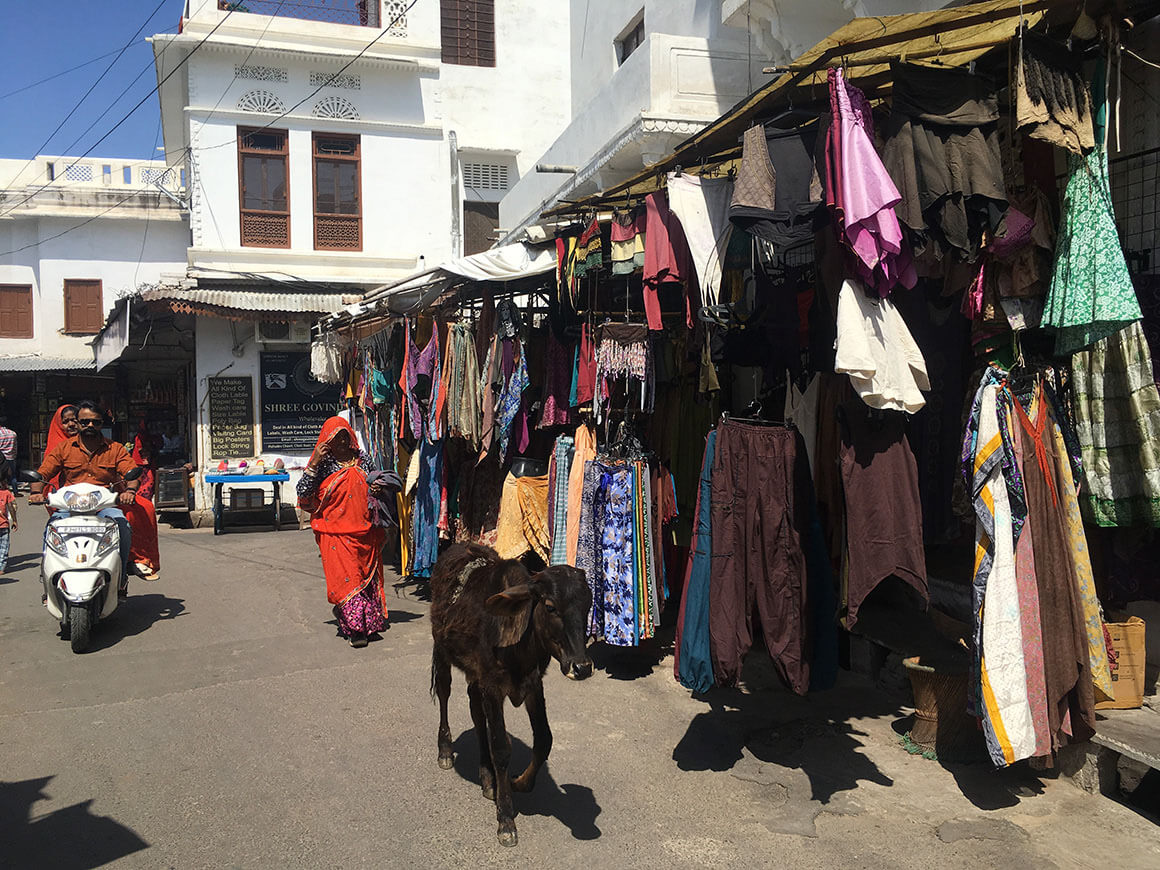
486, 585, 536, 647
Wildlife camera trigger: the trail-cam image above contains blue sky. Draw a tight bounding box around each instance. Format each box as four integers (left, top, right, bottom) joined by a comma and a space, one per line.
0, 0, 185, 161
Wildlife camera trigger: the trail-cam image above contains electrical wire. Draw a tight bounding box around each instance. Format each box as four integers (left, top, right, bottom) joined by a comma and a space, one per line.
1, 0, 171, 192
1123, 46, 1160, 71
199, 0, 288, 128
0, 7, 236, 220
197, 0, 422, 153
0, 48, 125, 101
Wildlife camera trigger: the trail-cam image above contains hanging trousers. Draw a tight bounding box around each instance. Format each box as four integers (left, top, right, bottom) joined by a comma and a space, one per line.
709, 420, 813, 694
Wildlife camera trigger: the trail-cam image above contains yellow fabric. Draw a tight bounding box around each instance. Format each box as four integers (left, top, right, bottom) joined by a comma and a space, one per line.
495, 473, 528, 560
565, 423, 596, 565
516, 475, 551, 563
1050, 419, 1113, 696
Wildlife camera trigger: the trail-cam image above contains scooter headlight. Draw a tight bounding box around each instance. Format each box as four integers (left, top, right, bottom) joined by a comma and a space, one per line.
93, 524, 119, 559
62, 490, 100, 512
45, 527, 68, 556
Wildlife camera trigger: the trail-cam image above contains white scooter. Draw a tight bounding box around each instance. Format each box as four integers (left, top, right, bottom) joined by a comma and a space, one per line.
24, 468, 142, 653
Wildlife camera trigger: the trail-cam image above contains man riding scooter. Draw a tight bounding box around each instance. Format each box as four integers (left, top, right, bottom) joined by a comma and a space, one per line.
29, 401, 139, 597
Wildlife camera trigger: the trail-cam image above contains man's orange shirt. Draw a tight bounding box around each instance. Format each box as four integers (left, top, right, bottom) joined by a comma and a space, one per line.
38, 435, 136, 488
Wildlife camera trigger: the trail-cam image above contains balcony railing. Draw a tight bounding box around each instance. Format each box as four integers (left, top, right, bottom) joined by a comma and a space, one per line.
218, 1, 398, 30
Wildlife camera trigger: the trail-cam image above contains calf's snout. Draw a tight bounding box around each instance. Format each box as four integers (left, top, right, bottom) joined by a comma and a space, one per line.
565, 660, 593, 681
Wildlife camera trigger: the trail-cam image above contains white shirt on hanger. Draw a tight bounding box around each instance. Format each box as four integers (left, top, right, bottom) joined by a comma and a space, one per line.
834, 279, 929, 413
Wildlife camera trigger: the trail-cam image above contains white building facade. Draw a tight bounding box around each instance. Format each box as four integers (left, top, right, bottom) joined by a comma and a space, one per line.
148, 0, 573, 511
501, 0, 947, 237
0, 155, 188, 469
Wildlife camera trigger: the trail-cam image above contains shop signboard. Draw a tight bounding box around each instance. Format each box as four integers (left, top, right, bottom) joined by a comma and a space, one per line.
260, 351, 341, 453
208, 376, 255, 459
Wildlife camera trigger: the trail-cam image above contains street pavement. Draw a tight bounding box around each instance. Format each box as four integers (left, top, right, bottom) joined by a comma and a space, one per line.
2, 511, 1159, 869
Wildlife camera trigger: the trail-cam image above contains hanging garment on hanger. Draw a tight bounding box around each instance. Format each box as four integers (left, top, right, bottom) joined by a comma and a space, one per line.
970, 382, 1039, 766
575, 457, 606, 635
666, 172, 734, 311
709, 419, 814, 694
539, 327, 575, 428
548, 434, 575, 565
643, 190, 696, 330
1015, 30, 1095, 156
403, 318, 443, 442
1044, 62, 1141, 355
783, 373, 820, 477
1071, 321, 1160, 526
834, 279, 930, 413
1010, 386, 1103, 750
730, 122, 824, 249
311, 331, 347, 384
410, 436, 444, 579
826, 68, 916, 296
610, 208, 646, 275
880, 62, 1007, 263
574, 218, 603, 279
838, 400, 928, 629
675, 429, 717, 693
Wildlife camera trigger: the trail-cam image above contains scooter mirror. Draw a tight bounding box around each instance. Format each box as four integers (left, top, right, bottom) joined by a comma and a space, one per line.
123, 466, 144, 482
18, 469, 43, 483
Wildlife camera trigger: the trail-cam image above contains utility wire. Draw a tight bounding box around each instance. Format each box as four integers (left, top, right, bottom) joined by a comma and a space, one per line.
0, 48, 125, 101
1, 0, 170, 191
199, 0, 288, 128
198, 0, 422, 152
0, 7, 236, 220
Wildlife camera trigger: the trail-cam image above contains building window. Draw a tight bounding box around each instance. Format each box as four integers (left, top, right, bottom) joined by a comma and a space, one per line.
462, 162, 509, 192
440, 0, 495, 67
238, 127, 290, 248
0, 284, 33, 338
313, 133, 362, 251
63, 280, 104, 335
616, 13, 645, 65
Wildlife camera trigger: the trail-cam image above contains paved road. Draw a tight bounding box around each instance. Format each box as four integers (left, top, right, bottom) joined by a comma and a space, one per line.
2, 513, 1158, 869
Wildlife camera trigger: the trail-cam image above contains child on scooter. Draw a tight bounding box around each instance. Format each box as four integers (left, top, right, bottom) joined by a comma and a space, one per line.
0, 462, 16, 573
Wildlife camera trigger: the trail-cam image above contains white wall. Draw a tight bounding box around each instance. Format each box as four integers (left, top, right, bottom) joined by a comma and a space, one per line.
0, 214, 187, 360
191, 315, 317, 511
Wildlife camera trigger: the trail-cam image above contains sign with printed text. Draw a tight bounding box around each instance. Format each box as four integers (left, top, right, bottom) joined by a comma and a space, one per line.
207, 377, 255, 459
260, 351, 342, 453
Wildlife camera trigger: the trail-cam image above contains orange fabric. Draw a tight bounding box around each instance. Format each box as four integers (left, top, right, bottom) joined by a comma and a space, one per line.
43, 406, 73, 512
38, 435, 136, 489
125, 495, 161, 574
311, 464, 385, 606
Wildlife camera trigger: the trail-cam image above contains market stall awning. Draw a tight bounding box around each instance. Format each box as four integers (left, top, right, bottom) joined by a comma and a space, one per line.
542, 0, 1142, 217
142, 285, 355, 322
0, 355, 96, 372
355, 242, 558, 317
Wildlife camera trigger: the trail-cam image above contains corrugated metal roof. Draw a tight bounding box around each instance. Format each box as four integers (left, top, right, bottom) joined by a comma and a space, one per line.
0, 355, 96, 372
142, 287, 347, 314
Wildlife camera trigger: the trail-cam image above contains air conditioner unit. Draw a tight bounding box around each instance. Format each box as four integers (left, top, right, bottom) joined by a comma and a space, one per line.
255, 320, 311, 345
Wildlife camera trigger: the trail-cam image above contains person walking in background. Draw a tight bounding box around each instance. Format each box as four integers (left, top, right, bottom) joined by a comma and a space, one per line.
126, 419, 162, 580
297, 417, 397, 648
0, 416, 17, 492
0, 462, 16, 573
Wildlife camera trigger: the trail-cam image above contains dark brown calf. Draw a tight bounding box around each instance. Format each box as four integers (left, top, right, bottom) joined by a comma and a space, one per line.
429, 543, 593, 847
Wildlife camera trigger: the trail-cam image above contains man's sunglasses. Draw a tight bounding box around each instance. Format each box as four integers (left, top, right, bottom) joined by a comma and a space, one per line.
77, 419, 101, 427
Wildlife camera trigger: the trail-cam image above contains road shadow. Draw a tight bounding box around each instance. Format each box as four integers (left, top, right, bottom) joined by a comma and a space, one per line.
88, 594, 187, 652
2, 552, 41, 574
588, 635, 672, 681
448, 730, 601, 841
0, 776, 148, 868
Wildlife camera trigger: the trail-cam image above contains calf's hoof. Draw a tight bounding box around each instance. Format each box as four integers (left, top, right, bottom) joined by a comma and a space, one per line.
497, 824, 518, 847
481, 783, 496, 801
437, 755, 454, 770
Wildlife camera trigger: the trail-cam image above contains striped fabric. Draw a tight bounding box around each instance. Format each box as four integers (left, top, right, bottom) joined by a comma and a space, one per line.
549, 436, 574, 565
971, 384, 1037, 767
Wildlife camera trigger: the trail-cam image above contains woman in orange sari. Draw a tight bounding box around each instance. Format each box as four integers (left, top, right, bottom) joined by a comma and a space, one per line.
297, 416, 390, 648
42, 405, 79, 510
125, 419, 161, 579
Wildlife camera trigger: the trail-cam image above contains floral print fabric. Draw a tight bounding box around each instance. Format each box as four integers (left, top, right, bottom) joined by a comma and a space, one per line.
600, 467, 636, 647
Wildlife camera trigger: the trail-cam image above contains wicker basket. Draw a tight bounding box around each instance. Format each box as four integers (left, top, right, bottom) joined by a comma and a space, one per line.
903, 656, 980, 761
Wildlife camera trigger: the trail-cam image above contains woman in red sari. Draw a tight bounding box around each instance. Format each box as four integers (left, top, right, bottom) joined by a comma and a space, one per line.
297, 416, 389, 648
125, 419, 162, 579
42, 405, 79, 510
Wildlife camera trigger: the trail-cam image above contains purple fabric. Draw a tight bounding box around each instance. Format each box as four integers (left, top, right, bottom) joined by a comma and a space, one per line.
405, 321, 441, 440
540, 329, 575, 428
337, 584, 386, 637
828, 68, 916, 297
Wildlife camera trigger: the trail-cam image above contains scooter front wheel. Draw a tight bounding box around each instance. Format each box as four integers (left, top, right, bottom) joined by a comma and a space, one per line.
69, 604, 93, 654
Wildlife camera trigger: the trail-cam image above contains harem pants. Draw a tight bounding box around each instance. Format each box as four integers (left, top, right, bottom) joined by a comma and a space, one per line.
709, 420, 813, 694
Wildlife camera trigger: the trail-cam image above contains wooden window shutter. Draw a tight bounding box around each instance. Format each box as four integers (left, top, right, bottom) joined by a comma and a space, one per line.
63, 279, 103, 334
440, 0, 495, 67
0, 284, 33, 338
